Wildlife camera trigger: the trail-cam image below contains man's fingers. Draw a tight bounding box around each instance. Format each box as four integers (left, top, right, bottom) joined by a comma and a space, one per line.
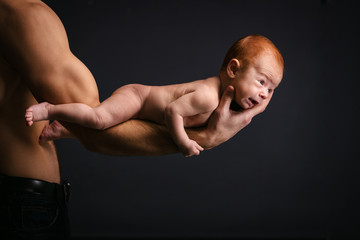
218, 85, 234, 111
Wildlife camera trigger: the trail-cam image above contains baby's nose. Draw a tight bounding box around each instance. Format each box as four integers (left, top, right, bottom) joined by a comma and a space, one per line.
259, 89, 269, 99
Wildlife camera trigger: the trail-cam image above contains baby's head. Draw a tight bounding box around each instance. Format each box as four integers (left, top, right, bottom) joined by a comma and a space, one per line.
220, 34, 284, 110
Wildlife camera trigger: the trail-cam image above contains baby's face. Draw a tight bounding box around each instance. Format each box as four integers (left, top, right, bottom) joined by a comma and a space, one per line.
231, 52, 283, 110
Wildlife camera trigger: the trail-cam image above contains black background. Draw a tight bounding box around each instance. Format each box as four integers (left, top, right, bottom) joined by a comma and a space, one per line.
43, 0, 359, 239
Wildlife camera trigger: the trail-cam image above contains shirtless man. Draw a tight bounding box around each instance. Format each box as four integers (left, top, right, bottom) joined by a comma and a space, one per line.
0, 0, 272, 239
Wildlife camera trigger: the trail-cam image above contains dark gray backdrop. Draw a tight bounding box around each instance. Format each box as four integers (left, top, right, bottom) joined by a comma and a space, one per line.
43, 0, 359, 239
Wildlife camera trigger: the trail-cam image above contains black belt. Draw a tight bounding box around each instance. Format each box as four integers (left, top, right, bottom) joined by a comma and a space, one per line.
0, 174, 71, 203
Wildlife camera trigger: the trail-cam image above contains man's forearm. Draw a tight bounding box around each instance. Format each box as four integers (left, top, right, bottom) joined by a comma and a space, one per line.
61, 119, 219, 156
186, 127, 217, 151
61, 119, 179, 156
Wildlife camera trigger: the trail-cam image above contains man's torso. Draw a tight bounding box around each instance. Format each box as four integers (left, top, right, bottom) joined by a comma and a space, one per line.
0, 0, 60, 183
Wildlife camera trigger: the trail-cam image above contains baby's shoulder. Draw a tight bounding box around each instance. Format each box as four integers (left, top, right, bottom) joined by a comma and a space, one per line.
197, 77, 221, 97
192, 78, 220, 108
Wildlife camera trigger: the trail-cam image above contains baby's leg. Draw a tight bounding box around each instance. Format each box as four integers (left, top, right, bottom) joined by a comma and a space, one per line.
25, 102, 51, 126
25, 84, 149, 130
95, 84, 150, 129
25, 101, 104, 129
39, 121, 74, 144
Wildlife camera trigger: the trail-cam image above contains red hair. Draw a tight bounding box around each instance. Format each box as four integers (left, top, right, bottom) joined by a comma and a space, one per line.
220, 34, 284, 73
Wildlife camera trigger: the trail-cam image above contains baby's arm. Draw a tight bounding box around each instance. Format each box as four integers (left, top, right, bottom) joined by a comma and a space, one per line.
165, 87, 218, 157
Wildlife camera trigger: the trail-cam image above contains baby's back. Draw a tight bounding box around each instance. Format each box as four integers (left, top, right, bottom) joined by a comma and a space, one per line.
139, 77, 220, 127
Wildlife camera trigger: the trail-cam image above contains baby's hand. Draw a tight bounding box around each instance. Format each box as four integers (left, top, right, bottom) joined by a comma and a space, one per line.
180, 139, 204, 157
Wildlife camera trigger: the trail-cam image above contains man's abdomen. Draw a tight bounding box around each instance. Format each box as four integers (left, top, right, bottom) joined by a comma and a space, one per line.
0, 122, 61, 183
0, 60, 60, 183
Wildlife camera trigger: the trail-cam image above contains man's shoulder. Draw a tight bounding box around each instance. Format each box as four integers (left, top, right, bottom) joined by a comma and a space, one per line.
0, 0, 54, 25
0, 1, 53, 45
0, 0, 45, 14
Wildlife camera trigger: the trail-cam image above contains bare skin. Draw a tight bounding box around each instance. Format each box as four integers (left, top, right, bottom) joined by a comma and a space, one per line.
25, 78, 220, 157
25, 50, 283, 157
0, 0, 274, 183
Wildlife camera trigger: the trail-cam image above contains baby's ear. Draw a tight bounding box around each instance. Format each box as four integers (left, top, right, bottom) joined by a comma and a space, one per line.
227, 58, 241, 78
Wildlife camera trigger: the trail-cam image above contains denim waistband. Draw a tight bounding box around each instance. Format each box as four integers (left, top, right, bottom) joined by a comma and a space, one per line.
0, 173, 71, 203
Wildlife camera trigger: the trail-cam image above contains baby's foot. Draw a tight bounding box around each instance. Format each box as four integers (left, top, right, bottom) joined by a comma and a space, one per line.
25, 102, 51, 126
39, 120, 69, 144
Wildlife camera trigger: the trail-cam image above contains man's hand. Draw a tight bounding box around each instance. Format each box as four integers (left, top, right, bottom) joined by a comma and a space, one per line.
204, 85, 273, 149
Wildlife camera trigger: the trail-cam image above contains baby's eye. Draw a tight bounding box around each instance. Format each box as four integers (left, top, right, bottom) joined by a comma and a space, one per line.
259, 80, 265, 85
268, 89, 273, 94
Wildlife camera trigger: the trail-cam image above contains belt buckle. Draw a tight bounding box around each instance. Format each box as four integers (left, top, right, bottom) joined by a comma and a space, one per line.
63, 181, 71, 202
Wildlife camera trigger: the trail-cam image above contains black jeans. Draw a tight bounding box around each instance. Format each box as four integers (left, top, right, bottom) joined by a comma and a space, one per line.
0, 173, 70, 240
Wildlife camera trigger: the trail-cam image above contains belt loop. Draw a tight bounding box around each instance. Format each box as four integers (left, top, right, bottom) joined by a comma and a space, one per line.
0, 173, 4, 184
63, 180, 71, 203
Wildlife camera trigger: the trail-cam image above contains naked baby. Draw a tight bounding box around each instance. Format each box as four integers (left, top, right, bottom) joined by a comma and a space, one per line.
25, 34, 284, 157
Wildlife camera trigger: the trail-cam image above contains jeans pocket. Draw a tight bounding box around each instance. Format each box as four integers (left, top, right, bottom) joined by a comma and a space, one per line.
8, 193, 59, 231
21, 204, 59, 230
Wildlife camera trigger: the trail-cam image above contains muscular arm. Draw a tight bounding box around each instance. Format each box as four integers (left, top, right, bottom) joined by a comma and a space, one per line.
0, 0, 181, 155
0, 0, 217, 156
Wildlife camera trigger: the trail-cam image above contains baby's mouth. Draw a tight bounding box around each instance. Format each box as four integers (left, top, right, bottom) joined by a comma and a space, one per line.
230, 99, 258, 111
249, 98, 259, 106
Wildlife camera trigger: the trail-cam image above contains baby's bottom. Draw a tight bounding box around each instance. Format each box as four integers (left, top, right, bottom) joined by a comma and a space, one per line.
25, 84, 150, 130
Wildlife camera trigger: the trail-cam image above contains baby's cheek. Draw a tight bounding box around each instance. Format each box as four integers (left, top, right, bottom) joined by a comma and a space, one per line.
236, 84, 252, 97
